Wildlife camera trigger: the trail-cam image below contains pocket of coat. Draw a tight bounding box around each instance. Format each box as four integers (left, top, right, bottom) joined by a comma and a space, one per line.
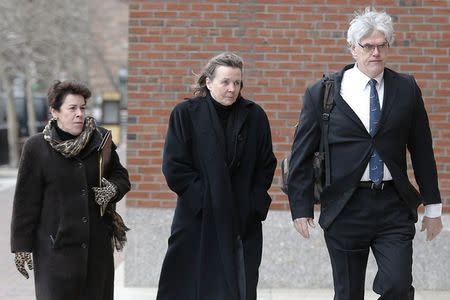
180, 178, 206, 216
49, 234, 57, 249
49, 226, 62, 249
253, 190, 272, 221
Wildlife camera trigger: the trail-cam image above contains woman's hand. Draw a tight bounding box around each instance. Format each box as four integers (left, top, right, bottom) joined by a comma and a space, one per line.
14, 251, 33, 279
92, 177, 118, 206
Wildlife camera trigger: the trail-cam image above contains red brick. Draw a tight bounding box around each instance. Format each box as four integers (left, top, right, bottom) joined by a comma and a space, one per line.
127, 0, 450, 208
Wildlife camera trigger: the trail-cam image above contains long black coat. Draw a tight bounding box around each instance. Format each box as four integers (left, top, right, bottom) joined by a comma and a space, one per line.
288, 65, 441, 228
157, 96, 276, 300
10, 127, 130, 300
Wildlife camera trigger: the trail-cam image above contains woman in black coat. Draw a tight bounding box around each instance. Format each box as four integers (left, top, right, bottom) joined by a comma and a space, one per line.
10, 80, 131, 300
157, 52, 277, 300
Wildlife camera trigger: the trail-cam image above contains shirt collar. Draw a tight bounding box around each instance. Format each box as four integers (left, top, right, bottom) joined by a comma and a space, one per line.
349, 64, 384, 89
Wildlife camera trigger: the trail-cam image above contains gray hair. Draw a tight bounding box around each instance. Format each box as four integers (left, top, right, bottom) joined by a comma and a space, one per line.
192, 52, 244, 97
347, 7, 394, 47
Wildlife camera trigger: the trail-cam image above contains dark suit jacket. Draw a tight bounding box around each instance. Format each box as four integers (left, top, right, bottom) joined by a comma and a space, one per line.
288, 64, 441, 229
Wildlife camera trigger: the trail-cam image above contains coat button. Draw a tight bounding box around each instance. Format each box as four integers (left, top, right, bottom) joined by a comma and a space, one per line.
78, 162, 83, 168
81, 188, 86, 195
82, 217, 88, 223
81, 243, 87, 249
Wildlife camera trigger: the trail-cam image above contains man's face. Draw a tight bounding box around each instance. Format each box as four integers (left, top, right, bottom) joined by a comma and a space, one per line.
351, 30, 389, 78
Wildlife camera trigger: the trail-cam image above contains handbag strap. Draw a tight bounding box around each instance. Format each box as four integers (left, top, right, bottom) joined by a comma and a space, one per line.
320, 73, 335, 186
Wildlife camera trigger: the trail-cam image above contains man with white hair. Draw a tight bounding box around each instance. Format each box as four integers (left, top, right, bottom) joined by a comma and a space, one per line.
288, 7, 442, 300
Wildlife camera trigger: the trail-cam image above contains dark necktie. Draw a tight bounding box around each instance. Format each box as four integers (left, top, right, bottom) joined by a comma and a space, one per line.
369, 79, 383, 185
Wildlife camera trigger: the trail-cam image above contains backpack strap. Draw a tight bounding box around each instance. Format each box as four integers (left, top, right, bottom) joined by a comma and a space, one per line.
319, 73, 336, 186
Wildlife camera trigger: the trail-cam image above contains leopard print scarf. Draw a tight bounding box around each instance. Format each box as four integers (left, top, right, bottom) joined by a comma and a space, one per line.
43, 117, 96, 157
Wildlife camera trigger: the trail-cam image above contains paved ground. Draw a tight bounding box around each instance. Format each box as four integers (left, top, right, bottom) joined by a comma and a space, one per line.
113, 260, 450, 300
0, 167, 35, 300
2, 165, 450, 299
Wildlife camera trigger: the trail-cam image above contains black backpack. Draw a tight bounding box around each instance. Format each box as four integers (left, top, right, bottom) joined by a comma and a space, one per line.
281, 73, 336, 203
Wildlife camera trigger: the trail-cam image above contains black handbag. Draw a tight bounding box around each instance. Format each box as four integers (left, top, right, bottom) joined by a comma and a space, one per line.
281, 73, 335, 203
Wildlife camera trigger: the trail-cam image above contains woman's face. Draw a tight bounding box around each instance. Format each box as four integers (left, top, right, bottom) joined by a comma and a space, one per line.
51, 94, 86, 136
206, 66, 242, 106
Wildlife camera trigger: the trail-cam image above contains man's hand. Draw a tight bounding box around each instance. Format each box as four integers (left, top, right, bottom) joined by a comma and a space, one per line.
14, 252, 33, 279
421, 216, 443, 241
293, 217, 315, 239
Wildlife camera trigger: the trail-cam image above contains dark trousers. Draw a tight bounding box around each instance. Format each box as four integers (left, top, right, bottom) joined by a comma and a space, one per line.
324, 184, 416, 300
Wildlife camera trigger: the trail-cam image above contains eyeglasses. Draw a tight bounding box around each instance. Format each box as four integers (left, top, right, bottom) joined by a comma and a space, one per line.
357, 42, 389, 53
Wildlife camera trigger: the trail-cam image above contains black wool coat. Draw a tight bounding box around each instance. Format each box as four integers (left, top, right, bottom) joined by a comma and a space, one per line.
157, 95, 277, 300
10, 127, 131, 300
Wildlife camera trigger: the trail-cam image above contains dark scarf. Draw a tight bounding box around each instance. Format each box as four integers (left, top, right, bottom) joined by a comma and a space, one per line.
106, 208, 129, 251
208, 94, 239, 170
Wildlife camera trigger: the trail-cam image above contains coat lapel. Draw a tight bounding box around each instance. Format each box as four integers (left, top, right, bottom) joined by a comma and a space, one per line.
206, 97, 227, 157
333, 69, 368, 133
332, 66, 398, 136
233, 98, 250, 136
228, 98, 250, 170
190, 98, 225, 165
189, 98, 241, 299
375, 69, 397, 136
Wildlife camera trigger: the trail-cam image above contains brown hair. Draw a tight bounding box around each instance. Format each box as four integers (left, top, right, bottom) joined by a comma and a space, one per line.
192, 52, 244, 97
47, 80, 91, 110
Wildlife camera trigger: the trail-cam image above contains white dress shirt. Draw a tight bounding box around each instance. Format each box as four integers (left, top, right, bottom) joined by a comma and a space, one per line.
340, 65, 441, 217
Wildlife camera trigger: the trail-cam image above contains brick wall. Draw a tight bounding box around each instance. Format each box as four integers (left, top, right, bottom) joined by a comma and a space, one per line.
127, 0, 450, 210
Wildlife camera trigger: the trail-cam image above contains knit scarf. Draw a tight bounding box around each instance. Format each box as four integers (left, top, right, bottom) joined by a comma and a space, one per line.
43, 117, 96, 158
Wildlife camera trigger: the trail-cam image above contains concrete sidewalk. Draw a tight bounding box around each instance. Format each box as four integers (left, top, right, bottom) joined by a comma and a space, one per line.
113, 260, 450, 300
0, 167, 35, 300
3, 159, 450, 300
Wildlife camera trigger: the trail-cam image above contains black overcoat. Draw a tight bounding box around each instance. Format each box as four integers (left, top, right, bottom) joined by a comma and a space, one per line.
157, 95, 276, 300
10, 127, 130, 300
288, 64, 441, 228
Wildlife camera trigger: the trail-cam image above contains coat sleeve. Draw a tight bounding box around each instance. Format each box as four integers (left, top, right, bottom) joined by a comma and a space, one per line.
162, 103, 204, 215
287, 85, 322, 220
407, 76, 441, 205
106, 142, 131, 203
252, 108, 277, 221
10, 137, 44, 252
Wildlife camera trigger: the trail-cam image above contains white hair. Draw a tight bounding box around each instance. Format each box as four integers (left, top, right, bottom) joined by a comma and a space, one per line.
347, 7, 394, 47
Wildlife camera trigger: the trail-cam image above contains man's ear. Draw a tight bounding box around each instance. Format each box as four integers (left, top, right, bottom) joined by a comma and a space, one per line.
350, 45, 358, 59
205, 77, 211, 91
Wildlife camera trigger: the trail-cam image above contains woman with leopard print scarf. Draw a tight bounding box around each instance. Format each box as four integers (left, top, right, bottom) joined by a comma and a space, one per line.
10, 80, 131, 300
